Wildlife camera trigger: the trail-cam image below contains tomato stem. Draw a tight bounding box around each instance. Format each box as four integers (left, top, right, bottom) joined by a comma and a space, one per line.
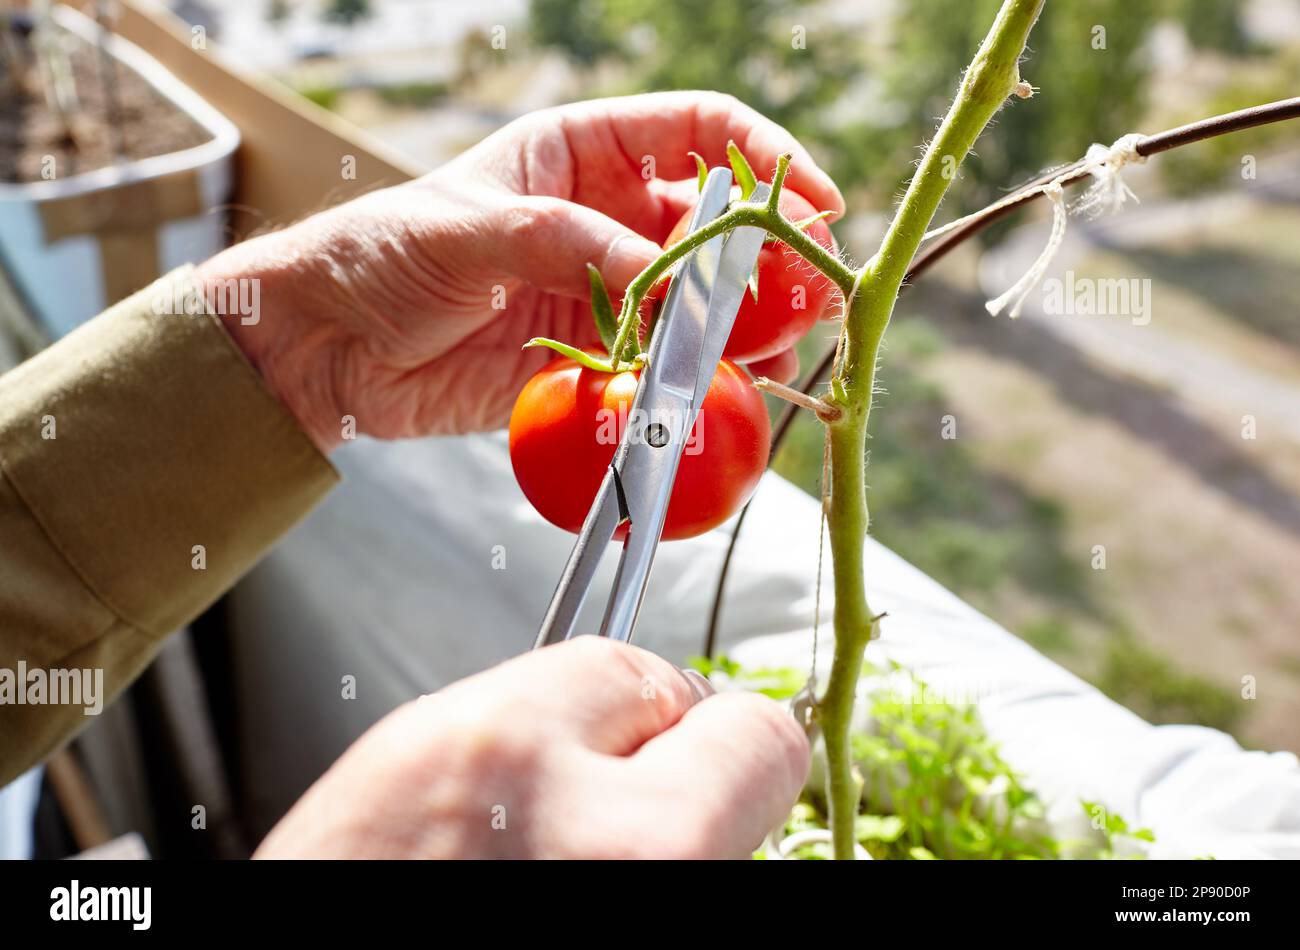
767, 153, 791, 215
817, 0, 1046, 860
606, 195, 856, 372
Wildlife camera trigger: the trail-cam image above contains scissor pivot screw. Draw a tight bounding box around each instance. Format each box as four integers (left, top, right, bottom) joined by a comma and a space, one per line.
644, 422, 670, 448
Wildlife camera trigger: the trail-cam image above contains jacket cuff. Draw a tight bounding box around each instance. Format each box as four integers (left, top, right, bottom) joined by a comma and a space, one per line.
0, 266, 339, 636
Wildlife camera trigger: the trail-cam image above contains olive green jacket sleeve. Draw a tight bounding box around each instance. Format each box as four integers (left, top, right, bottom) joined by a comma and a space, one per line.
0, 267, 339, 787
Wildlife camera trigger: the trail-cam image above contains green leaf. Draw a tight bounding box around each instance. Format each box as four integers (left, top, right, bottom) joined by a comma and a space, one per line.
726, 140, 758, 201
688, 151, 708, 193
686, 654, 742, 679
856, 814, 905, 843
522, 338, 615, 373
685, 655, 713, 676
585, 264, 619, 354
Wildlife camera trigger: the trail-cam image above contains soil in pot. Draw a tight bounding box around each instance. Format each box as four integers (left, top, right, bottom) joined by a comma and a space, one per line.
1, 17, 212, 184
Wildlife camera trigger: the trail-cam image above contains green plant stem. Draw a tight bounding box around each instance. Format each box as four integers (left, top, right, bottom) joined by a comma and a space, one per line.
817, 0, 1046, 860
606, 202, 856, 369
521, 338, 618, 372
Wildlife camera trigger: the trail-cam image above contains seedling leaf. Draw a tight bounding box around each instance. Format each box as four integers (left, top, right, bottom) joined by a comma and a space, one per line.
726, 140, 758, 201
586, 264, 618, 353
688, 151, 708, 192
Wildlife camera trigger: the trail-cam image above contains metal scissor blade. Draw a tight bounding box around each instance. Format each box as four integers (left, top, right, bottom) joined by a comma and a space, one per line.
533, 167, 765, 648
645, 167, 735, 400
590, 168, 749, 641
532, 473, 623, 648
596, 385, 695, 640
692, 182, 769, 414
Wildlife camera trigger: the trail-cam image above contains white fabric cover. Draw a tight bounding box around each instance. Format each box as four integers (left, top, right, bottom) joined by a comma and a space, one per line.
223, 432, 1300, 858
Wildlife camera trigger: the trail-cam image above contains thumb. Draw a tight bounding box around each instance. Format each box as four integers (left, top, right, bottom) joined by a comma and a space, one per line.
488, 195, 662, 299
628, 692, 811, 858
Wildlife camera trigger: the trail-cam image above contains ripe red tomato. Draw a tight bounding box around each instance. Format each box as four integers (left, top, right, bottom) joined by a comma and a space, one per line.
653, 188, 837, 364
745, 346, 800, 385
509, 355, 770, 541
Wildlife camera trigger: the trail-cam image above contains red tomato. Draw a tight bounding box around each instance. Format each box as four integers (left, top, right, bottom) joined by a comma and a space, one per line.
509, 356, 770, 541
653, 188, 837, 363
746, 346, 800, 385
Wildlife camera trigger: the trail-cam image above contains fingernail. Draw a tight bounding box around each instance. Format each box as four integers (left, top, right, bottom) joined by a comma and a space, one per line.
680, 668, 716, 702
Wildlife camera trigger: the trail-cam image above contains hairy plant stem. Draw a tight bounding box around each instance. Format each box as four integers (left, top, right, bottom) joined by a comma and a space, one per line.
817, 0, 1046, 859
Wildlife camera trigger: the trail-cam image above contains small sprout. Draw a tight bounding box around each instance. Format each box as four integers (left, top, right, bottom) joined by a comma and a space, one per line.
830, 376, 849, 405
768, 152, 793, 212
688, 151, 709, 192
726, 139, 758, 201
585, 264, 618, 354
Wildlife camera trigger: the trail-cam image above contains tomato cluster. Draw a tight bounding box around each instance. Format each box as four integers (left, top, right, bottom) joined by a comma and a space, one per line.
509, 357, 769, 540
653, 188, 837, 365
509, 175, 837, 541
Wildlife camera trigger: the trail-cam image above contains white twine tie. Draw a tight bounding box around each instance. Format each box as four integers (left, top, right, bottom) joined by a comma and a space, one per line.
923, 132, 1149, 319
983, 181, 1066, 319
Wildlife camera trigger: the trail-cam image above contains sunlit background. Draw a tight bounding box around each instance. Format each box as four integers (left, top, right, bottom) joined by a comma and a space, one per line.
174, 0, 1300, 751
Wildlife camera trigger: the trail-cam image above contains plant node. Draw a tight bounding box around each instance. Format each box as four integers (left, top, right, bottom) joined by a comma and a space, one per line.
754, 376, 843, 423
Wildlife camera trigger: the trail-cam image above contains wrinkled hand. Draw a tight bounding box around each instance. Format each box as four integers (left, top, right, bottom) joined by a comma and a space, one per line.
254, 637, 810, 859
203, 92, 842, 451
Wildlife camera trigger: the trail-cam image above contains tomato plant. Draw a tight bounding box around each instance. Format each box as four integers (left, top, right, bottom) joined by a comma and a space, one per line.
653, 187, 838, 364
510, 0, 1295, 861
509, 354, 770, 540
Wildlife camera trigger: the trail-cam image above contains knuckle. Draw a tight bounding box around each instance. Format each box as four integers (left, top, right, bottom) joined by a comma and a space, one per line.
501, 197, 564, 246
557, 637, 691, 730
557, 632, 623, 668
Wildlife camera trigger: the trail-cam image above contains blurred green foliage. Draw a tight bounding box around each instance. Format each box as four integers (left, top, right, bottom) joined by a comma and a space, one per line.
1098, 634, 1244, 733
294, 83, 343, 112
529, 0, 1256, 221
697, 656, 1155, 859
374, 80, 451, 109
1159, 52, 1300, 194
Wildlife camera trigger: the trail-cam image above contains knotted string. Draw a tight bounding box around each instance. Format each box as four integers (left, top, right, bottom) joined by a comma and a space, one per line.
1071, 132, 1147, 218
984, 181, 1066, 319
922, 132, 1149, 318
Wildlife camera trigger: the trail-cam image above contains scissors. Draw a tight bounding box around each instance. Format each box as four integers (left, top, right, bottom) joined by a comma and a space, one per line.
533, 167, 770, 650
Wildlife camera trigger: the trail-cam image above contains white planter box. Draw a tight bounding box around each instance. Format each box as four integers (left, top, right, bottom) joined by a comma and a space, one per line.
0, 5, 239, 340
